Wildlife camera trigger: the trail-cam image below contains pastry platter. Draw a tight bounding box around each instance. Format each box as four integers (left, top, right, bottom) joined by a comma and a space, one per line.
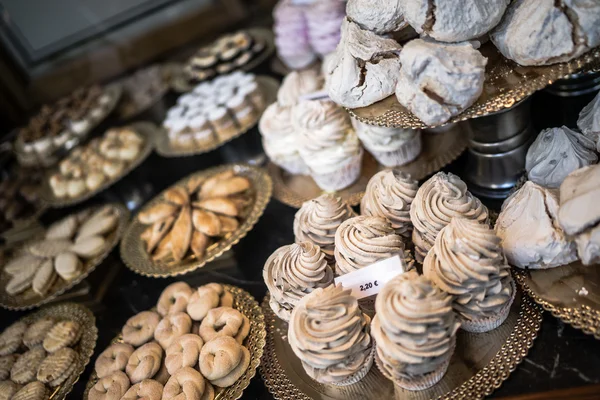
14, 84, 123, 168
269, 126, 468, 208
260, 285, 542, 400
0, 203, 129, 310
39, 121, 157, 208
120, 164, 272, 278
348, 45, 600, 129
115, 65, 170, 120
515, 265, 600, 340
170, 28, 276, 93
12, 302, 98, 400
83, 285, 266, 400
155, 76, 279, 157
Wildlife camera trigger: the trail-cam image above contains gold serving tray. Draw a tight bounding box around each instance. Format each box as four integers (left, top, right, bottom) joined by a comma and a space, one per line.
269, 126, 468, 208
39, 121, 157, 208
348, 45, 600, 129
515, 264, 600, 340
18, 302, 98, 400
260, 286, 543, 400
120, 164, 272, 278
83, 285, 265, 400
170, 28, 276, 93
156, 76, 279, 157
0, 203, 129, 310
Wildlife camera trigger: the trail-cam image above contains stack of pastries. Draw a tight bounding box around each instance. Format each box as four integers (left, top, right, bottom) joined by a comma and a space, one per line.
88, 282, 253, 400
138, 170, 253, 262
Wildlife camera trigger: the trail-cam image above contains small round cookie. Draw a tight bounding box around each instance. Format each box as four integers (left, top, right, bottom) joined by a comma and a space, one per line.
23, 317, 55, 349
122, 311, 161, 347
0, 321, 27, 356
126, 342, 163, 384
88, 370, 131, 400
37, 347, 78, 387
199, 307, 250, 344
156, 282, 193, 316
199, 336, 250, 388
154, 313, 192, 349
0, 380, 21, 400
43, 320, 82, 352
0, 354, 17, 380
163, 367, 214, 400
11, 347, 46, 384
165, 334, 204, 375
11, 381, 47, 400
121, 379, 163, 400
95, 343, 134, 378
152, 361, 170, 385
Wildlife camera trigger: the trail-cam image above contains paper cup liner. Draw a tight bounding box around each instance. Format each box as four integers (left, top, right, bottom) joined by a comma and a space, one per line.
370, 133, 422, 167
327, 343, 375, 387
269, 295, 292, 323
460, 278, 517, 333
269, 154, 310, 176
375, 338, 455, 391
310, 149, 364, 192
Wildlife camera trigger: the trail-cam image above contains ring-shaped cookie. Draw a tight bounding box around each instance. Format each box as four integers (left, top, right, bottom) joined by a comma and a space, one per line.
162, 367, 213, 400
199, 336, 250, 388
199, 307, 250, 344
122, 311, 161, 347
154, 313, 192, 349
95, 343, 134, 379
121, 378, 163, 400
156, 282, 193, 316
88, 370, 131, 400
165, 334, 204, 375
125, 342, 163, 384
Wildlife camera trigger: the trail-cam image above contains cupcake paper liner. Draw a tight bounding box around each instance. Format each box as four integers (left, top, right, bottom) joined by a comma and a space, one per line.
269, 295, 292, 322
309, 148, 364, 192
328, 343, 375, 387
369, 133, 422, 167
460, 278, 517, 333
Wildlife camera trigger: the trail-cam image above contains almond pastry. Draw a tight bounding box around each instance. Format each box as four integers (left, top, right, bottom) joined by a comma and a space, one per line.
193, 198, 238, 217
190, 230, 209, 258
138, 203, 179, 224
192, 209, 222, 236
170, 206, 193, 262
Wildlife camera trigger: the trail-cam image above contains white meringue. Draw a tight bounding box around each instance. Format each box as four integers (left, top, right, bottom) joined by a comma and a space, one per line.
346, 0, 406, 34
577, 92, 600, 151
525, 126, 597, 189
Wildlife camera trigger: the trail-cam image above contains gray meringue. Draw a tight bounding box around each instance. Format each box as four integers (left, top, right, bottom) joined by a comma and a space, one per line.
525, 126, 597, 189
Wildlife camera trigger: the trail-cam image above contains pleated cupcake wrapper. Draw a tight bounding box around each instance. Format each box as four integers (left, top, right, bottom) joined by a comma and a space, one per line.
375, 337, 456, 391
269, 295, 293, 323
460, 278, 517, 333
309, 149, 363, 192
367, 133, 422, 168
326, 343, 375, 387
273, 156, 310, 176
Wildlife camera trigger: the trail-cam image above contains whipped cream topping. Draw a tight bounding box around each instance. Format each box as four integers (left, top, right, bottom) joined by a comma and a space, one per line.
577, 92, 600, 150
526, 126, 597, 189
334, 216, 405, 276
293, 100, 362, 174
410, 172, 489, 262
372, 271, 459, 378
277, 70, 324, 107
361, 170, 418, 237
263, 242, 333, 321
352, 119, 420, 153
288, 284, 372, 385
423, 218, 513, 322
294, 194, 356, 262
495, 181, 577, 269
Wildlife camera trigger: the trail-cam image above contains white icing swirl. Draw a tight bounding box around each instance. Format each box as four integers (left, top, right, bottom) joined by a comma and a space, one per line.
263, 242, 334, 321
526, 126, 597, 189
334, 216, 405, 276
423, 218, 513, 322
410, 172, 489, 262
361, 170, 418, 237
577, 92, 600, 150
294, 194, 356, 262
372, 271, 459, 378
288, 284, 372, 385
277, 70, 324, 107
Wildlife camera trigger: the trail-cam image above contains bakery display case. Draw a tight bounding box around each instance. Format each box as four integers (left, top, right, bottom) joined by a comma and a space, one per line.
1, 1, 600, 399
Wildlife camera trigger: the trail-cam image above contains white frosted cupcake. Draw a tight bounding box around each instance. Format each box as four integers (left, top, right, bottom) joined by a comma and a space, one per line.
293, 99, 363, 191
372, 271, 459, 391
424, 218, 515, 333
263, 242, 334, 321
288, 284, 374, 386
353, 120, 422, 167
259, 102, 309, 175
277, 69, 324, 107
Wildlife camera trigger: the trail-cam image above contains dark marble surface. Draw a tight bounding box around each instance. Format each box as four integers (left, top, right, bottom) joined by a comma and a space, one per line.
1, 69, 600, 400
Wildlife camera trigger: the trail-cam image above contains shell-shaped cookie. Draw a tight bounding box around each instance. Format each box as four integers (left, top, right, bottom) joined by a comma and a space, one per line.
32, 259, 57, 296
11, 381, 47, 400
0, 321, 27, 356
28, 239, 73, 258
37, 347, 77, 386
45, 216, 78, 240
0, 354, 18, 380
71, 235, 106, 259
43, 320, 82, 353
0, 380, 21, 400
23, 318, 55, 349
11, 347, 46, 384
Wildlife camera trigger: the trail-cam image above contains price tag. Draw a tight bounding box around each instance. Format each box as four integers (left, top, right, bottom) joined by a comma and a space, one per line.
298, 90, 330, 102
334, 255, 409, 300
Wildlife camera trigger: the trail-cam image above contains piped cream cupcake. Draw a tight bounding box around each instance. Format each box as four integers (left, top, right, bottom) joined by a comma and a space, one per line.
293, 194, 356, 264
263, 242, 334, 321
353, 120, 422, 167
361, 170, 419, 238
288, 284, 374, 386
424, 218, 515, 333
372, 271, 459, 391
